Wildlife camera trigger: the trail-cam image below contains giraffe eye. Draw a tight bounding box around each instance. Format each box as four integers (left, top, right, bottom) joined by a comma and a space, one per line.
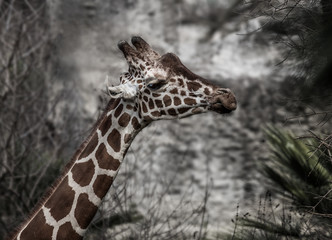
147, 80, 166, 90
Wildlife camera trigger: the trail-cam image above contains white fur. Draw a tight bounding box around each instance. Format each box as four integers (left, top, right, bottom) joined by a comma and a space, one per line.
108, 82, 138, 100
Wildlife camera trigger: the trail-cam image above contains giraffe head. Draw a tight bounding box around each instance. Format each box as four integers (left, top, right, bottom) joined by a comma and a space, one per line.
108, 36, 237, 121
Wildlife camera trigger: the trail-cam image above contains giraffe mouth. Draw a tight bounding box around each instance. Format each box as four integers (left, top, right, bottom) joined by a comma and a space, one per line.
210, 103, 234, 114
209, 88, 237, 114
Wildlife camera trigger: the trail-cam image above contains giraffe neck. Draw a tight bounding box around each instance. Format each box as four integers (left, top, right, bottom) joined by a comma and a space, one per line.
12, 98, 146, 240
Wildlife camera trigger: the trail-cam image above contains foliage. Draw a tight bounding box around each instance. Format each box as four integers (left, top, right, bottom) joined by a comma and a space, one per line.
263, 127, 332, 213
223, 126, 332, 239
254, 0, 332, 103
0, 1, 74, 238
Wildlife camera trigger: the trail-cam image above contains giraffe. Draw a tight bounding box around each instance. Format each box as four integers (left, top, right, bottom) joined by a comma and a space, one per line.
7, 36, 237, 240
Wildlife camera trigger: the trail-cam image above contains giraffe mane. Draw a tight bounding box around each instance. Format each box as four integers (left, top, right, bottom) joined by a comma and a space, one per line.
158, 53, 211, 84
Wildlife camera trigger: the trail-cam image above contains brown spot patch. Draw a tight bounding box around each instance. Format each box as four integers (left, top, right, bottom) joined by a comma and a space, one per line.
106, 98, 120, 111
71, 160, 95, 187
168, 108, 177, 116
151, 111, 161, 117
143, 96, 148, 102
57, 222, 81, 240
170, 78, 176, 82
170, 88, 178, 94
107, 129, 121, 152
132, 117, 141, 130
184, 98, 196, 106
144, 89, 151, 95
192, 107, 203, 114
187, 81, 202, 91
114, 104, 123, 118
139, 64, 145, 71
148, 99, 155, 109
118, 112, 131, 128
99, 116, 112, 136
181, 90, 186, 96
178, 107, 191, 114
93, 174, 114, 199
124, 134, 131, 143
79, 133, 98, 159
20, 211, 53, 240
45, 177, 75, 221
152, 93, 161, 97
75, 193, 98, 229
163, 95, 172, 107
178, 78, 184, 87
155, 99, 163, 108
204, 88, 211, 95
95, 143, 121, 170
174, 97, 181, 106
126, 105, 133, 110
144, 115, 153, 121
142, 102, 148, 113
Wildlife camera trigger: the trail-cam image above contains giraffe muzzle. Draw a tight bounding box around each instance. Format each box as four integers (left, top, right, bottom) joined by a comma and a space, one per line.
209, 88, 237, 114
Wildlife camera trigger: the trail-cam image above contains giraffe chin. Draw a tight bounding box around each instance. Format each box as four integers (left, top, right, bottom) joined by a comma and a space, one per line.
192, 107, 204, 114
209, 103, 234, 114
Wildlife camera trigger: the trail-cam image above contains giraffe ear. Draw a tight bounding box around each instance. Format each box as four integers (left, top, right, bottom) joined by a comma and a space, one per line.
107, 83, 137, 100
